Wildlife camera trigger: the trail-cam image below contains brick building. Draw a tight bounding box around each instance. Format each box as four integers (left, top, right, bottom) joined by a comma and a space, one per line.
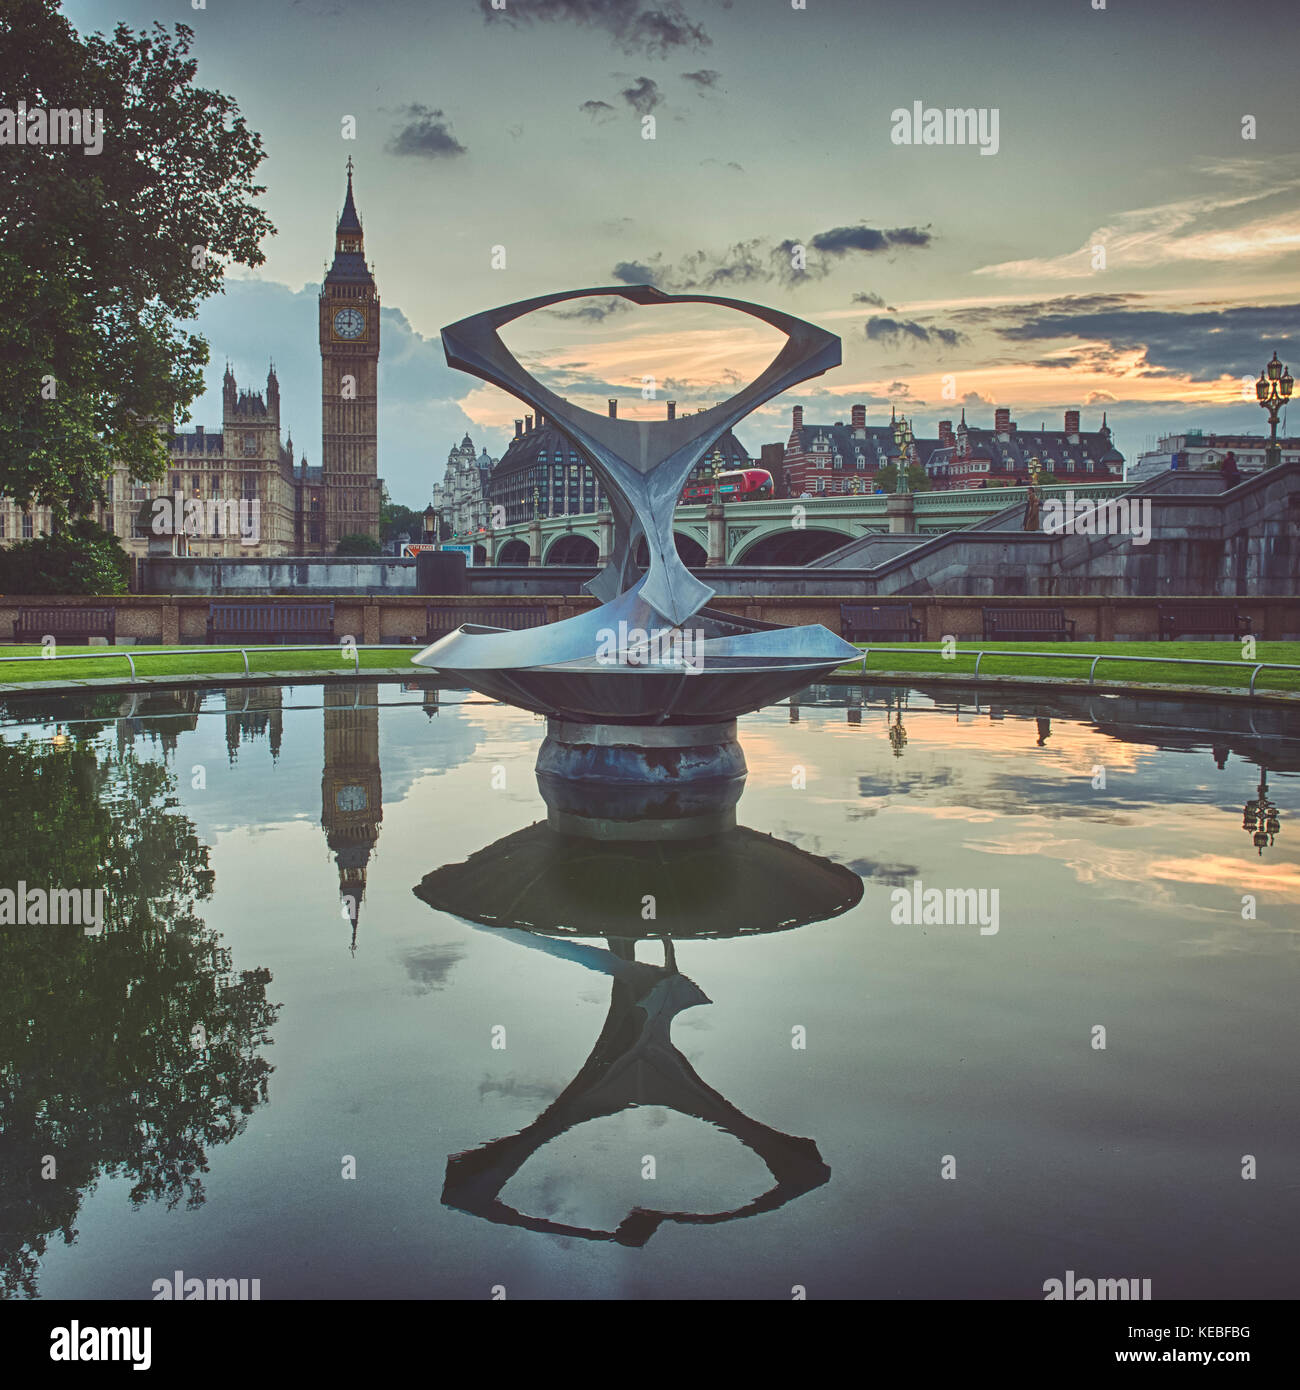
926, 407, 1123, 489
781, 403, 935, 497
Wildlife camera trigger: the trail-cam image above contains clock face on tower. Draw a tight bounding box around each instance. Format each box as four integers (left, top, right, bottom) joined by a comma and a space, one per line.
333, 308, 365, 340
335, 783, 368, 812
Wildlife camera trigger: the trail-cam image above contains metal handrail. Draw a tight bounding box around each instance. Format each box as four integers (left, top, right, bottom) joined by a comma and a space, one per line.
856, 645, 1299, 695
0, 642, 422, 680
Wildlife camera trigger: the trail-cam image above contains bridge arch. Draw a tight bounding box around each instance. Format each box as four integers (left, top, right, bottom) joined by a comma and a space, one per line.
634, 531, 708, 569
496, 537, 530, 565
544, 532, 599, 565
733, 526, 855, 565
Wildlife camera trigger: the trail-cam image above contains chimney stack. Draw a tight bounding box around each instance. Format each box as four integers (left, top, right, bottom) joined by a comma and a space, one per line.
938, 419, 953, 447
994, 407, 1012, 437
525, 414, 533, 432
608, 398, 618, 419
1064, 408, 1080, 439
792, 405, 803, 429
537, 411, 545, 429
851, 403, 866, 431
667, 400, 676, 420
514, 419, 523, 438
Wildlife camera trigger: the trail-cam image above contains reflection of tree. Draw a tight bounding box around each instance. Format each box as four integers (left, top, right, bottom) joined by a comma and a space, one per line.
0, 737, 280, 1298
0, 690, 125, 741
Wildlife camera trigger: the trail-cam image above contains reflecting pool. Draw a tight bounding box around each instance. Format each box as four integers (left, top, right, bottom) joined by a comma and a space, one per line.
1, 680, 1296, 1299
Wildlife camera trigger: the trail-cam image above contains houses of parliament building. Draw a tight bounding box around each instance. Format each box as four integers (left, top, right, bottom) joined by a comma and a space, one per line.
0, 164, 383, 558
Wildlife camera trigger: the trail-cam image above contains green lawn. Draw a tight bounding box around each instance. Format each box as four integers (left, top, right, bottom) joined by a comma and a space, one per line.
0, 643, 421, 684
0, 638, 1297, 696
840, 640, 1300, 693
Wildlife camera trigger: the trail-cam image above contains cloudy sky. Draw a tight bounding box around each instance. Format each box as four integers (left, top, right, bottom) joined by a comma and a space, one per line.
68, 0, 1300, 501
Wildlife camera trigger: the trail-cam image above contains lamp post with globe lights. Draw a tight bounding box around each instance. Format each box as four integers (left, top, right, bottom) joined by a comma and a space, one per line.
891, 413, 915, 494
1255, 351, 1293, 471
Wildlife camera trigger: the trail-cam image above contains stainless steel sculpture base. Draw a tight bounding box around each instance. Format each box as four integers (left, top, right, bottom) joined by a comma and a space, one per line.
536, 719, 746, 839
417, 591, 857, 725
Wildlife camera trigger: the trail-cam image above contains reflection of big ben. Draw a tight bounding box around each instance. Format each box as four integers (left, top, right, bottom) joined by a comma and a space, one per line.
322, 684, 383, 948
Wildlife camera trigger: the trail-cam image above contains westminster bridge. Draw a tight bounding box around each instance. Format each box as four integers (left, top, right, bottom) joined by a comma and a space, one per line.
470, 483, 1134, 567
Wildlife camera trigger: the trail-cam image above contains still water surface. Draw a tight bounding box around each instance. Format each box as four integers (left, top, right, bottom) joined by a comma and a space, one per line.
1, 681, 1296, 1299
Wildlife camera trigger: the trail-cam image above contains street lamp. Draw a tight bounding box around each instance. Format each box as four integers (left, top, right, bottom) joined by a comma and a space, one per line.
892, 414, 914, 494
422, 504, 437, 543
710, 450, 724, 503
1256, 351, 1293, 470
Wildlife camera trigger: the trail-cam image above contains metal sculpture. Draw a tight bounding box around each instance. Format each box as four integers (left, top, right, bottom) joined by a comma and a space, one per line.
411, 286, 859, 725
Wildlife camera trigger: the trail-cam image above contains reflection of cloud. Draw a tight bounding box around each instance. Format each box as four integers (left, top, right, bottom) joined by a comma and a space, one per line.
965, 832, 1300, 912
399, 942, 466, 993
681, 68, 720, 91
478, 1077, 561, 1103
1149, 856, 1300, 898
840, 858, 920, 886
969, 832, 1183, 905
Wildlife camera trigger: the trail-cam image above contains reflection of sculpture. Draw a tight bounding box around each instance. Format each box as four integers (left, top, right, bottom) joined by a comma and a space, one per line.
415, 820, 863, 938
439, 936, 829, 1244
412, 286, 858, 723
414, 819, 862, 1244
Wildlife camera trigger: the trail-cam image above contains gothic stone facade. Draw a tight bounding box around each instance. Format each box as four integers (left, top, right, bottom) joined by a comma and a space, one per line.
0, 167, 381, 559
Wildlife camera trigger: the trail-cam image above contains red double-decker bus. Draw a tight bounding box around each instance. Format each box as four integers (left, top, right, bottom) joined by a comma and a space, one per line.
680, 468, 773, 503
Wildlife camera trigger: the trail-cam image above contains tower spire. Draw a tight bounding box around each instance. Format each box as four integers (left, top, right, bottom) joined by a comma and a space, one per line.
337, 158, 362, 237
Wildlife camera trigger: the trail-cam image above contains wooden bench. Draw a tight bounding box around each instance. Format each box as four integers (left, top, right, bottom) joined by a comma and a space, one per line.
982, 607, 1076, 641
426, 604, 550, 642
207, 602, 335, 644
13, 606, 116, 645
839, 603, 922, 642
1157, 605, 1252, 641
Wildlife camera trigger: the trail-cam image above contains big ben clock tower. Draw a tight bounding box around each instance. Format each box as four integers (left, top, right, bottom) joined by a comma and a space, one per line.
319, 159, 381, 551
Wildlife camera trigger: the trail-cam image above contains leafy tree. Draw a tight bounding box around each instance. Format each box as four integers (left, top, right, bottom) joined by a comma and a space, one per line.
0, 734, 279, 1297
0, 2, 274, 523
336, 533, 383, 556
0, 516, 130, 593
380, 500, 425, 544
872, 463, 930, 493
